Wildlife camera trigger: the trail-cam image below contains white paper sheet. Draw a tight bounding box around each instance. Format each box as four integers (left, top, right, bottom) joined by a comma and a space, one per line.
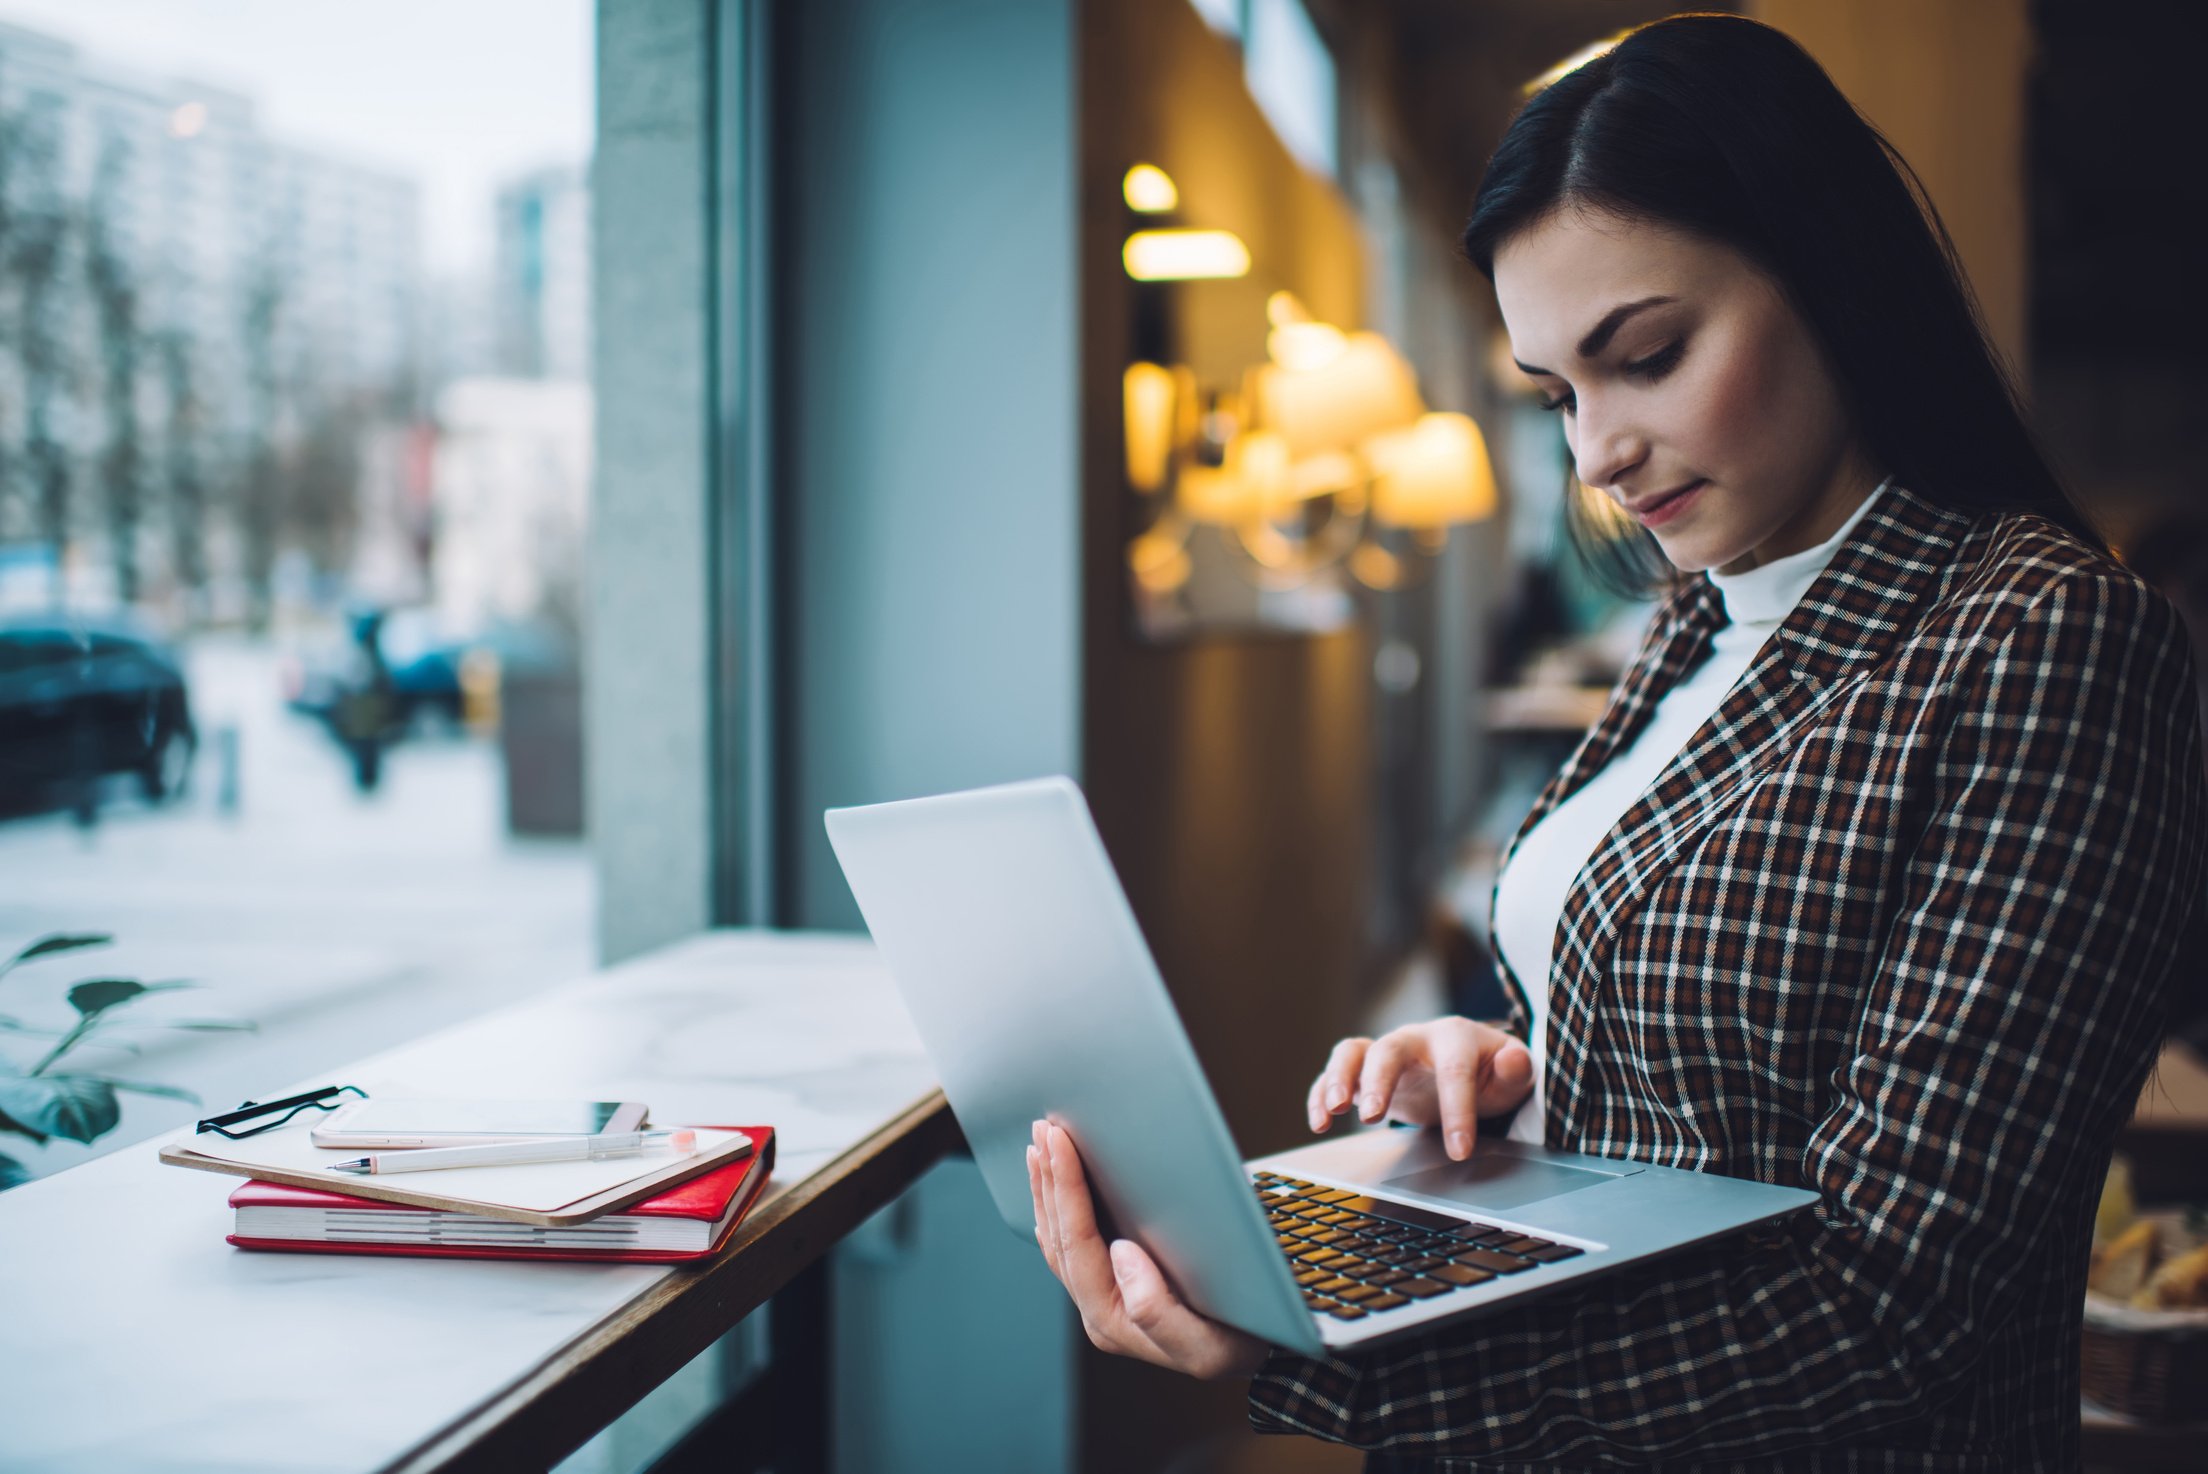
172, 1122, 750, 1212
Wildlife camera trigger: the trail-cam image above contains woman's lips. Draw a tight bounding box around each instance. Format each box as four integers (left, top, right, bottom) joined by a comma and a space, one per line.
1631, 480, 1707, 528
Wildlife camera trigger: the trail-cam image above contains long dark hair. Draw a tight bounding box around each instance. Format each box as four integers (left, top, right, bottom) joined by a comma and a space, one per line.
1462, 13, 2100, 598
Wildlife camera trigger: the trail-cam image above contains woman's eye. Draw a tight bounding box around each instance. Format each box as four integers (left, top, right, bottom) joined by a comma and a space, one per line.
1534, 342, 1682, 414
1624, 341, 1685, 381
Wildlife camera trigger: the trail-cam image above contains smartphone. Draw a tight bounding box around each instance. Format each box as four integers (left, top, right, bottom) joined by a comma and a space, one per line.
310, 1099, 649, 1149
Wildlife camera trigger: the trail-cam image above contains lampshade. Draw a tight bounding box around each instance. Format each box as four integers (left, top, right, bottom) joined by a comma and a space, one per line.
1252, 330, 1423, 458
1123, 362, 1176, 492
1365, 412, 1498, 530
1177, 429, 1293, 526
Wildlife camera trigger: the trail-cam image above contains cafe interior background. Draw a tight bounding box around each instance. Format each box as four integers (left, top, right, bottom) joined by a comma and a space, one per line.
0, 0, 2200, 1468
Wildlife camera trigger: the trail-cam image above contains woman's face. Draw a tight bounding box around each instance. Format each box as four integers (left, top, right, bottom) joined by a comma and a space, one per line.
1492, 208, 1880, 575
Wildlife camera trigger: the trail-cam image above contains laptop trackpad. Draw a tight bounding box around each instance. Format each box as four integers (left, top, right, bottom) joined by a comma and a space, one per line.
1384, 1155, 1614, 1213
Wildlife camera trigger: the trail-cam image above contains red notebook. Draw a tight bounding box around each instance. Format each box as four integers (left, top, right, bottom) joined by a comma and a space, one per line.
226, 1126, 775, 1264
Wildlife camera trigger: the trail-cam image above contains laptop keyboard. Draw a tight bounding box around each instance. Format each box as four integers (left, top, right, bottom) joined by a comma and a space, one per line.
1253, 1171, 1584, 1323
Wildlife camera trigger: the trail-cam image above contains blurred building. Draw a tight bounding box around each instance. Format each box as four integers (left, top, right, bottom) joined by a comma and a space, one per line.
0, 19, 424, 422
428, 376, 590, 636
493, 162, 589, 382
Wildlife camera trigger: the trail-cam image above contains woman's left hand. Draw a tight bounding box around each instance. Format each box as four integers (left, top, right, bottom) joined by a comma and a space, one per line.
1026, 1119, 1269, 1381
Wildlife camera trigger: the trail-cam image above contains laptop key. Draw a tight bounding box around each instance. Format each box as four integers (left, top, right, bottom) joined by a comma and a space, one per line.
1309, 1189, 1359, 1205
1322, 1303, 1369, 1321
1453, 1248, 1537, 1274
1394, 1277, 1451, 1298
1426, 1263, 1495, 1287
1361, 1268, 1407, 1286
1522, 1244, 1584, 1263
1293, 1267, 1330, 1285
1334, 1196, 1465, 1231
1493, 1236, 1554, 1255
1312, 1276, 1359, 1294
1303, 1250, 1352, 1269
1310, 1229, 1354, 1245
1364, 1292, 1411, 1310
1293, 1245, 1340, 1263
1401, 1257, 1446, 1273
1335, 1283, 1382, 1303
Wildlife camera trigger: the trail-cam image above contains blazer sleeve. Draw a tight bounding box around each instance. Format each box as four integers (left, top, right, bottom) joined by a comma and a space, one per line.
1248, 571, 2208, 1463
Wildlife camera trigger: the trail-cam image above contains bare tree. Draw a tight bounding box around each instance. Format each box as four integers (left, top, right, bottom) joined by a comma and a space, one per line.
289, 390, 364, 582
86, 139, 145, 604
236, 253, 284, 631
0, 106, 77, 592
156, 327, 210, 615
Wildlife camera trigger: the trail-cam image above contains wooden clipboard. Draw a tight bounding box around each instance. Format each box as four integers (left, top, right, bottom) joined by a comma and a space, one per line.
159, 1126, 756, 1227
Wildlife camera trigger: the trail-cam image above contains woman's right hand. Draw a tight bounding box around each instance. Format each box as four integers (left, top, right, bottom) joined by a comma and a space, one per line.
1306, 1018, 1535, 1161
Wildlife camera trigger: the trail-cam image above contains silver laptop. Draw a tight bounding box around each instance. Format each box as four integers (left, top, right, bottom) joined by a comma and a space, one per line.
824, 776, 1817, 1355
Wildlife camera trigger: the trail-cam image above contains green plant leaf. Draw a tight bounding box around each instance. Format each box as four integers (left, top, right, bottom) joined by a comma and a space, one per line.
65, 978, 148, 1017
65, 978, 194, 1018
72, 1075, 200, 1104
1, 934, 113, 981
0, 1074, 119, 1143
0, 1152, 30, 1191
0, 1100, 51, 1145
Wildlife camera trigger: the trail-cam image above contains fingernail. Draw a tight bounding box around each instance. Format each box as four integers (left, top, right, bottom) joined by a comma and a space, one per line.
1109, 1240, 1135, 1282
1324, 1084, 1347, 1111
1359, 1093, 1380, 1119
1448, 1131, 1470, 1159
1308, 1109, 1324, 1132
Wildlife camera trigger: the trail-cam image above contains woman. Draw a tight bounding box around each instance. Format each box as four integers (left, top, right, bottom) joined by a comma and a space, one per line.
1027, 13, 2207, 1471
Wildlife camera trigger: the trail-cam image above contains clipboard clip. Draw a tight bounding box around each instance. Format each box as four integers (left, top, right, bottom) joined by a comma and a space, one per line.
196, 1084, 368, 1139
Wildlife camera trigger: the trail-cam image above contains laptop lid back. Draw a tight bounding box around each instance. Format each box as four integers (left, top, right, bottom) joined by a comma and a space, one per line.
824, 776, 1320, 1353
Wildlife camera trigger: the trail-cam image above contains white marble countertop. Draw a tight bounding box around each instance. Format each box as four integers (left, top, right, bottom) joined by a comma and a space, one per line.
0, 930, 941, 1474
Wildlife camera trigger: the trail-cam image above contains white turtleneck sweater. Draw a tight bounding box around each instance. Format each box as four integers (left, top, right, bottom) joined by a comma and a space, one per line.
1492, 478, 1891, 1144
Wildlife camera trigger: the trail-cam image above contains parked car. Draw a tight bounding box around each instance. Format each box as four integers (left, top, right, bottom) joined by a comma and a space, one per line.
0, 615, 196, 814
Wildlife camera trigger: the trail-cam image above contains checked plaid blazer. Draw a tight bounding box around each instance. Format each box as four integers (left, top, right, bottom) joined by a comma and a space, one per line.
1248, 482, 2208, 1472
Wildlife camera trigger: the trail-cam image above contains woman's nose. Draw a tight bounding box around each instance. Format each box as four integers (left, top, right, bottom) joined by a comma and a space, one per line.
1571, 397, 1646, 492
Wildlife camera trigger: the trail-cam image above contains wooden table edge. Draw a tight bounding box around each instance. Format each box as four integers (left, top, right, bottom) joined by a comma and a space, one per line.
378, 1089, 959, 1474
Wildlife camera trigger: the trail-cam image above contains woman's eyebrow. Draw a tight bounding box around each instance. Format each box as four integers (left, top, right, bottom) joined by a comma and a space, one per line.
1513, 295, 1679, 377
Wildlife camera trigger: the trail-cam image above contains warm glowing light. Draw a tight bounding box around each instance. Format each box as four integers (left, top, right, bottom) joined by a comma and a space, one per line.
1129, 527, 1192, 593
1123, 362, 1177, 492
1266, 291, 1309, 328
1365, 412, 1498, 530
169, 102, 208, 139
1253, 331, 1423, 458
1177, 460, 1255, 526
1123, 229, 1251, 281
1236, 429, 1293, 512
1350, 543, 1405, 590
1267, 320, 1348, 372
1289, 449, 1361, 502
1122, 164, 1179, 213
1526, 30, 1633, 95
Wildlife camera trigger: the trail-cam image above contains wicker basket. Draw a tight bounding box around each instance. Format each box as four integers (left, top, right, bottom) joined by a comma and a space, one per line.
2082, 1206, 2208, 1421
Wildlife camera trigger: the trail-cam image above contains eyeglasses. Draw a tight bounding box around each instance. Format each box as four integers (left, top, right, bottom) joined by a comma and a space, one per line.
195, 1084, 368, 1139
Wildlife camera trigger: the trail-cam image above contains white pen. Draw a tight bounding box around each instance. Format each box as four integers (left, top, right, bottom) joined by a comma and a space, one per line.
328, 1129, 699, 1176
